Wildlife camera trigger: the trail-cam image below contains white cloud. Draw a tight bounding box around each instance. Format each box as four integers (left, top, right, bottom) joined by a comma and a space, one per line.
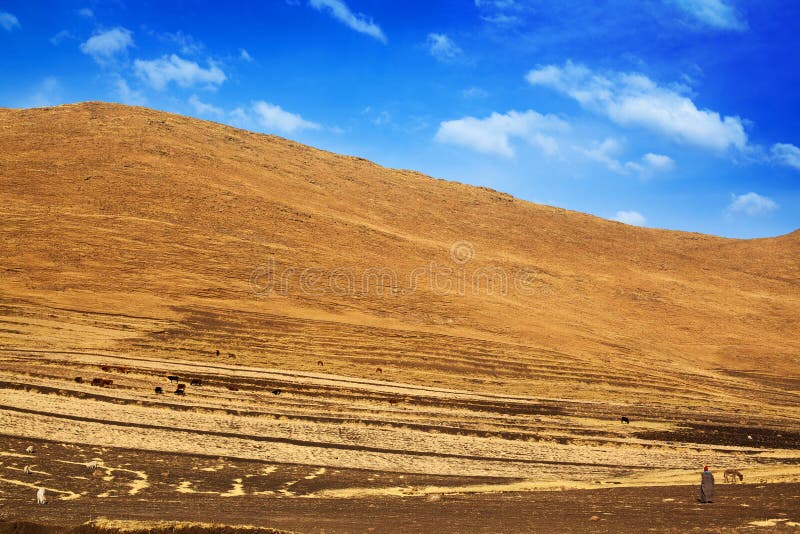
0, 11, 20, 31
134, 54, 226, 90
309, 0, 386, 43
578, 138, 626, 173
188, 95, 224, 118
426, 33, 463, 62
80, 27, 134, 63
613, 210, 647, 226
114, 77, 147, 106
78, 8, 94, 18
462, 87, 488, 98
23, 77, 63, 108
577, 138, 674, 178
160, 31, 204, 55
668, 0, 747, 31
526, 61, 747, 152
727, 192, 778, 216
771, 143, 800, 171
231, 101, 321, 134
50, 30, 75, 45
481, 13, 523, 26
642, 152, 675, 171
239, 49, 253, 62
435, 110, 568, 158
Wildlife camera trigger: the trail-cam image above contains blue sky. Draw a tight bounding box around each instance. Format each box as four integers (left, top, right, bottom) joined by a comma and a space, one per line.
1, 0, 798, 238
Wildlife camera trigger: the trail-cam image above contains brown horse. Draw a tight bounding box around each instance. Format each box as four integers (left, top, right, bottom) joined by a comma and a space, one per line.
723, 469, 743, 483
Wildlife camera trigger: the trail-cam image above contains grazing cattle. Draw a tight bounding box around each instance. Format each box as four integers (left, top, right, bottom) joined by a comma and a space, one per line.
100, 365, 111, 372
724, 469, 744, 483
375, 367, 383, 374
176, 383, 186, 391
216, 350, 220, 357
23, 465, 32, 475
36, 487, 46, 505
190, 379, 202, 386
74, 377, 83, 384
104, 379, 113, 386
167, 375, 179, 383
227, 386, 239, 392
116, 366, 130, 373
154, 386, 163, 394
175, 389, 185, 396
25, 446, 35, 454
621, 416, 630, 424
86, 461, 99, 472
316, 360, 324, 367
272, 389, 281, 396
228, 353, 236, 359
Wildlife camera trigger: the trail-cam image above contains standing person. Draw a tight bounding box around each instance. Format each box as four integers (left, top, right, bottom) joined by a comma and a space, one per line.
700, 466, 715, 503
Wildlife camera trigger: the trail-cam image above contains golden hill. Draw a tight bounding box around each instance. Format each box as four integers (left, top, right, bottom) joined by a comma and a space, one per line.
1, 101, 798, 408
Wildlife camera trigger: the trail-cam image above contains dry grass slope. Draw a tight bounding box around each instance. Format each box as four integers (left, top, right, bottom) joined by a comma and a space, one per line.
0, 102, 798, 531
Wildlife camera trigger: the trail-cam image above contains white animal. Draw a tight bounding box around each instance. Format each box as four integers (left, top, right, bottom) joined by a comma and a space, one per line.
36, 487, 46, 504
86, 461, 98, 471
25, 446, 35, 454
23, 465, 32, 474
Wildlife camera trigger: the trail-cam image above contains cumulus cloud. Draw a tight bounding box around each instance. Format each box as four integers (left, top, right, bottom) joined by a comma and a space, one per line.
188, 95, 224, 118
0, 11, 19, 31
435, 110, 568, 158
613, 210, 647, 226
50, 30, 75, 46
160, 30, 204, 55
623, 152, 676, 178
462, 87, 488, 98
475, 0, 525, 27
134, 54, 226, 90
114, 77, 147, 106
426, 33, 463, 62
22, 77, 63, 108
309, 0, 386, 43
239, 49, 253, 62
771, 143, 800, 171
577, 138, 675, 177
727, 192, 778, 216
667, 0, 747, 31
78, 8, 94, 18
231, 101, 321, 134
526, 61, 747, 152
80, 27, 134, 63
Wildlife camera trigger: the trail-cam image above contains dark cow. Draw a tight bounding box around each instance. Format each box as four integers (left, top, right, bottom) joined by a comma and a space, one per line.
375, 367, 383, 374
176, 383, 186, 391
621, 416, 630, 424
154, 387, 163, 394
316, 360, 324, 367
175, 389, 185, 396
227, 386, 239, 392
228, 353, 236, 359
100, 365, 111, 372
190, 379, 202, 386
271, 389, 281, 396
167, 375, 179, 383
216, 350, 220, 357
91, 378, 112, 387
74, 377, 84, 384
